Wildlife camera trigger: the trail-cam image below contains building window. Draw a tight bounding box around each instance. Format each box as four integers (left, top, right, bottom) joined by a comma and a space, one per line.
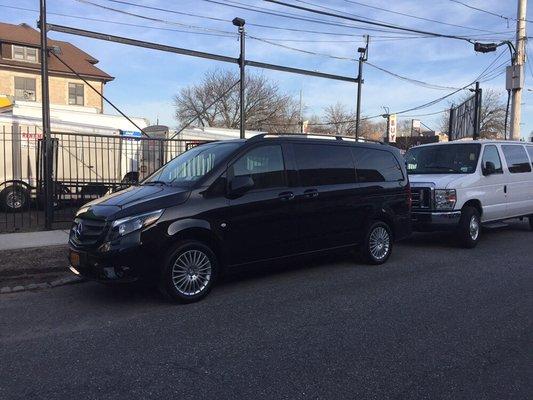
12, 45, 38, 63
14, 77, 36, 101
68, 83, 84, 106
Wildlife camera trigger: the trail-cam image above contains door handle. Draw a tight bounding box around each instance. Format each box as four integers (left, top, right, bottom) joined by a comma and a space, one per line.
303, 188, 319, 199
278, 191, 295, 201
504, 185, 507, 194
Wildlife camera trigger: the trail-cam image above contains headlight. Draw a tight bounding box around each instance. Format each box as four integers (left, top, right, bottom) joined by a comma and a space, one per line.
108, 209, 163, 240
434, 189, 456, 210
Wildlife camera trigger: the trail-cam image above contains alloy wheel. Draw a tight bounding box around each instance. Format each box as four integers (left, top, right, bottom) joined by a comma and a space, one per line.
171, 249, 212, 296
369, 226, 391, 261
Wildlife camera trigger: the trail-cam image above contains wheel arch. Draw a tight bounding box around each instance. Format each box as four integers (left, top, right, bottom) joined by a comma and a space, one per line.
462, 199, 483, 217
166, 220, 225, 266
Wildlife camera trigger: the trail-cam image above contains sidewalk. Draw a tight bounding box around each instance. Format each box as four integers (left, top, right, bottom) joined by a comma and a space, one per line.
0, 229, 69, 251
0, 229, 80, 293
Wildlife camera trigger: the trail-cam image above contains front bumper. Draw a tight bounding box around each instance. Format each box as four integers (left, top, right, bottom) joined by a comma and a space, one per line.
68, 244, 158, 283
412, 210, 461, 231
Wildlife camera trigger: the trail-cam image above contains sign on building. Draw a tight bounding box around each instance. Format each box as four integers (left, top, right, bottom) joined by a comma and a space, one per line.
388, 114, 397, 143
411, 119, 421, 136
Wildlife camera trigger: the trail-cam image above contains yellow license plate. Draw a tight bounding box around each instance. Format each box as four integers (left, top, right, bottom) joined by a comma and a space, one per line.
69, 251, 80, 268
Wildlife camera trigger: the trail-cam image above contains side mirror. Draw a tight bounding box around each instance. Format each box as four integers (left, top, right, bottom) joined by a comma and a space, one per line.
228, 175, 254, 197
483, 161, 496, 176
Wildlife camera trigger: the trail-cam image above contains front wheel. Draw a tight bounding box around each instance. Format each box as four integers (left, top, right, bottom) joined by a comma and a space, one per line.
159, 241, 218, 303
361, 221, 393, 265
457, 207, 481, 248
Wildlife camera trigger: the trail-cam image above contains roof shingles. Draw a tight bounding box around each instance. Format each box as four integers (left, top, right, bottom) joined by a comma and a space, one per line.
0, 22, 113, 82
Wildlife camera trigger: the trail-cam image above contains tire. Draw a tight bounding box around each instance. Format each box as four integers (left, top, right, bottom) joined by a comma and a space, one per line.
457, 207, 481, 248
158, 240, 218, 303
0, 184, 29, 212
361, 221, 393, 265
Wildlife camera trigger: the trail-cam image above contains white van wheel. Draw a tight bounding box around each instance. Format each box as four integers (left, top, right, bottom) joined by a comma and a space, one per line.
458, 207, 481, 248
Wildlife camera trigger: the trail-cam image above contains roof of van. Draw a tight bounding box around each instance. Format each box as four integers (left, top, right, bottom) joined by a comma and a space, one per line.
412, 140, 531, 148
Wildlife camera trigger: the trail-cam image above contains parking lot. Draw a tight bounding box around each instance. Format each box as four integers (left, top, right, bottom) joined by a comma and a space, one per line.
1, 221, 532, 400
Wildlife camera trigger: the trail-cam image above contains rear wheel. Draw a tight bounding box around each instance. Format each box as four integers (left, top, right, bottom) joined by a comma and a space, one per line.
457, 207, 481, 248
159, 241, 218, 303
0, 184, 29, 212
361, 221, 393, 265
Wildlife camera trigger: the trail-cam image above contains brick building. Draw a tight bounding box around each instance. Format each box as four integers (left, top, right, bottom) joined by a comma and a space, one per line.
0, 22, 113, 113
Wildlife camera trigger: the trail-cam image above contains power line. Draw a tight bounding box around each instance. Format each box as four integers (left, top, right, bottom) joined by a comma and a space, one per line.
342, 0, 507, 34
75, 0, 236, 35
92, 0, 512, 41
50, 51, 148, 136
199, 0, 437, 35
248, 35, 357, 61
265, 0, 476, 43
449, 0, 533, 24
365, 62, 462, 90
0, 4, 237, 38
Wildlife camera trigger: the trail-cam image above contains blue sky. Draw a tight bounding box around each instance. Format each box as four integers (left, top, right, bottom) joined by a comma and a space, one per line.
2, 0, 532, 139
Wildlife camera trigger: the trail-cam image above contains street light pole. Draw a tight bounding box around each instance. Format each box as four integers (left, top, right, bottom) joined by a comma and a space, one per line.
233, 17, 246, 139
39, 0, 53, 229
355, 35, 369, 140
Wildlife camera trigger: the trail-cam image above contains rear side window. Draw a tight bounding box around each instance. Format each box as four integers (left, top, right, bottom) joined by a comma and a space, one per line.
230, 145, 286, 189
527, 146, 533, 167
293, 144, 355, 186
352, 147, 403, 182
501, 145, 532, 173
481, 145, 503, 173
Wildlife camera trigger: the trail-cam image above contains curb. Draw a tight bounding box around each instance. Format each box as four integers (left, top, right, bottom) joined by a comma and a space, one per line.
0, 274, 85, 295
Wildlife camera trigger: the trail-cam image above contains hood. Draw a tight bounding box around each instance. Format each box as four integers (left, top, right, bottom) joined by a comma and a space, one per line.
77, 184, 190, 220
408, 174, 467, 189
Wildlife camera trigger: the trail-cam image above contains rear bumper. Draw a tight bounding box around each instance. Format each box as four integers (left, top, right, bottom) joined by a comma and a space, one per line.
412, 210, 461, 231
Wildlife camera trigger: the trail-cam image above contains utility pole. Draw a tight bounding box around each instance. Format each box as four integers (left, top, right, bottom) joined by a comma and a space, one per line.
233, 17, 246, 139
355, 35, 369, 140
510, 0, 527, 140
382, 106, 390, 143
39, 0, 53, 229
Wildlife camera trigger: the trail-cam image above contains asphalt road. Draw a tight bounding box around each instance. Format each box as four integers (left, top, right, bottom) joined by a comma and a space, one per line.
1, 222, 532, 400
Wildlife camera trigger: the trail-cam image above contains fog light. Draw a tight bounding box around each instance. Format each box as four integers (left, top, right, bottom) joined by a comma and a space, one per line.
98, 241, 112, 252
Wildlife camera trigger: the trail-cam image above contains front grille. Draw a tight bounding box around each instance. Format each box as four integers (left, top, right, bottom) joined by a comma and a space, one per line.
70, 218, 107, 246
411, 187, 432, 210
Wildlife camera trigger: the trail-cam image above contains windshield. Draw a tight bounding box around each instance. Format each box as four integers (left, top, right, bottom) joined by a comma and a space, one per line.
406, 143, 481, 174
143, 142, 241, 186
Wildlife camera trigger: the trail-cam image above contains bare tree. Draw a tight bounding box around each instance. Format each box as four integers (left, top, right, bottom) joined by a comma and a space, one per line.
174, 69, 299, 131
323, 103, 356, 135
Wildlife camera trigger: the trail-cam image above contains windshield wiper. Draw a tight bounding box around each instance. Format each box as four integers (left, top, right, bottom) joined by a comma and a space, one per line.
143, 180, 168, 186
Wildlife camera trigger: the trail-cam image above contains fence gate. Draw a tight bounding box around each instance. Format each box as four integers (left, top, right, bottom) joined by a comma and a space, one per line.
0, 127, 201, 233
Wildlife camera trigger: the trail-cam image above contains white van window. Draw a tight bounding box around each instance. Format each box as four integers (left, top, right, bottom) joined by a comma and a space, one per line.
501, 145, 532, 174
481, 145, 503, 174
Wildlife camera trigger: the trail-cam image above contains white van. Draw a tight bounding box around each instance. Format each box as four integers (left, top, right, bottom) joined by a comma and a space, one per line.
406, 140, 533, 247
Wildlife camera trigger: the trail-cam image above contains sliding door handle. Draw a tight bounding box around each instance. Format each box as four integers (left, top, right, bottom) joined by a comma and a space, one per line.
278, 191, 295, 201
303, 188, 319, 199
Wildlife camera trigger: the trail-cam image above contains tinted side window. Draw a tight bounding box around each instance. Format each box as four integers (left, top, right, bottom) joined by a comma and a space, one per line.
527, 146, 533, 167
502, 145, 532, 173
352, 147, 403, 182
481, 145, 503, 173
293, 144, 355, 186
231, 145, 286, 189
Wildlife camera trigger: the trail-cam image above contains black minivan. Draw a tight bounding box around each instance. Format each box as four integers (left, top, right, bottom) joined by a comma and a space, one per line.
68, 134, 411, 302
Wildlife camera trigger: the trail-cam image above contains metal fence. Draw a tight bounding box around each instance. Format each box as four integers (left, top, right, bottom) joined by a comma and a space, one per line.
0, 126, 203, 232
